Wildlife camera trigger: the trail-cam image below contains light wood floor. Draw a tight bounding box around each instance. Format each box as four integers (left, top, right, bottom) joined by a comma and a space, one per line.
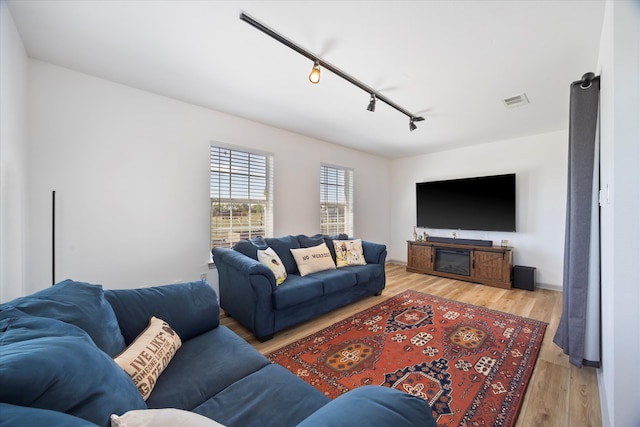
221, 263, 601, 427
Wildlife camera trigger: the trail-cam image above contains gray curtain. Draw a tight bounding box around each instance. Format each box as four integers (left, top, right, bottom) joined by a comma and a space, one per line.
553, 73, 601, 368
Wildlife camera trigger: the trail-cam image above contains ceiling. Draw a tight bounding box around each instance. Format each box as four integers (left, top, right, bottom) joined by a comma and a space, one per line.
7, 0, 606, 159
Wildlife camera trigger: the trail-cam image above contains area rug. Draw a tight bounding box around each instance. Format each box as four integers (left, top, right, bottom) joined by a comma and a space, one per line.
267, 290, 547, 427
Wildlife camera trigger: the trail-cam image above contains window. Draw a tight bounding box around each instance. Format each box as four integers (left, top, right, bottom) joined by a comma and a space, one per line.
320, 164, 353, 236
210, 145, 273, 249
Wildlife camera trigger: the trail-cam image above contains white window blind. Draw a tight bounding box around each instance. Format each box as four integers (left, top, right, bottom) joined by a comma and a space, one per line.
210, 145, 273, 249
320, 165, 353, 236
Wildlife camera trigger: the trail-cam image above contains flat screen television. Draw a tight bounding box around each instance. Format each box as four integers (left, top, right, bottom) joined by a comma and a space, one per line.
416, 173, 516, 232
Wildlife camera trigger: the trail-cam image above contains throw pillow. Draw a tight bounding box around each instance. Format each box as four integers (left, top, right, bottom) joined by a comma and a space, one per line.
323, 233, 349, 262
334, 239, 367, 267
290, 243, 336, 276
111, 408, 226, 427
257, 247, 287, 285
114, 316, 182, 400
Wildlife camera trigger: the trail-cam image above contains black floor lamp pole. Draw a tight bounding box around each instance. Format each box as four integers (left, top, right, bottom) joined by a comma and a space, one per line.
52, 190, 55, 286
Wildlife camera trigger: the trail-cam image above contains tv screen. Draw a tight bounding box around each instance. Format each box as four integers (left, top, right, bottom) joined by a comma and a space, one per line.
416, 174, 516, 232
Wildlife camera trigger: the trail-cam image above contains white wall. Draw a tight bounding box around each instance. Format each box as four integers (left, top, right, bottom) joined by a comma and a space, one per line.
389, 131, 567, 288
26, 60, 390, 294
0, 1, 29, 302
597, 1, 640, 426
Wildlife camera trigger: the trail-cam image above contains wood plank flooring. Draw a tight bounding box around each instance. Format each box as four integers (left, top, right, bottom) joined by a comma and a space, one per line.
221, 263, 601, 427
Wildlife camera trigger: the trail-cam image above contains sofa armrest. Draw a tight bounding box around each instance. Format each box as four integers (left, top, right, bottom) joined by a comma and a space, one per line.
296, 386, 437, 427
212, 247, 278, 341
213, 247, 274, 276
212, 248, 277, 294
362, 241, 387, 265
104, 281, 219, 345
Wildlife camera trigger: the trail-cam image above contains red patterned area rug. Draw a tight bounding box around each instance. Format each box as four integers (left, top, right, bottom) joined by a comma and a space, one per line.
267, 290, 547, 427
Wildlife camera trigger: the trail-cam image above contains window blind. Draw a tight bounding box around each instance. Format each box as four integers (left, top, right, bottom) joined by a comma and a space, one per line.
320, 165, 353, 236
210, 145, 273, 249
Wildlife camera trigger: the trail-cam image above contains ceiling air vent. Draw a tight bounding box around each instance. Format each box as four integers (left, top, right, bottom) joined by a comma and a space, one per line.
503, 93, 530, 109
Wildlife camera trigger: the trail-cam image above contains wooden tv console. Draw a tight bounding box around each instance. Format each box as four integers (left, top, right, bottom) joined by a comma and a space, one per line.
407, 240, 512, 289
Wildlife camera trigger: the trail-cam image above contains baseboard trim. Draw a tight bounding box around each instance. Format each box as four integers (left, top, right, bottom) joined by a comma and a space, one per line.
534, 282, 562, 292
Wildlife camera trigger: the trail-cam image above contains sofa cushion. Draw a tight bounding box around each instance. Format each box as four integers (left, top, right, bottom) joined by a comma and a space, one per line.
1, 279, 125, 356
191, 364, 330, 427
111, 408, 225, 427
265, 235, 300, 274
311, 268, 358, 295
296, 234, 324, 248
232, 236, 268, 260
290, 243, 336, 276
0, 312, 146, 427
114, 317, 182, 400
0, 403, 100, 427
105, 281, 218, 346
297, 386, 437, 427
257, 247, 287, 285
145, 326, 271, 410
334, 239, 367, 267
340, 263, 384, 284
272, 275, 324, 310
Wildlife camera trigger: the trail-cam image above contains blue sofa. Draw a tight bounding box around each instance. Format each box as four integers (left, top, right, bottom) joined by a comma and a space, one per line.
212, 234, 387, 342
0, 279, 437, 427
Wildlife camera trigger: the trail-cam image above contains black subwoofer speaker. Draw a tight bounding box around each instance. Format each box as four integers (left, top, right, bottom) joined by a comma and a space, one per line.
513, 265, 536, 291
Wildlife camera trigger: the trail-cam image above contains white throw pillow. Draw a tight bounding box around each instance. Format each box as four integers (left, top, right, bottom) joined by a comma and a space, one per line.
114, 316, 182, 400
333, 239, 367, 267
290, 243, 336, 276
257, 247, 287, 285
111, 408, 225, 427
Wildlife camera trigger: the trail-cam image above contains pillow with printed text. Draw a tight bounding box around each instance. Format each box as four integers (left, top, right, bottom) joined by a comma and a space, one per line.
290, 243, 336, 276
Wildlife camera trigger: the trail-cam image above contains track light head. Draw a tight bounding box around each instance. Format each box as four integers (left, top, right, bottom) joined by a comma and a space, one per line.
309, 61, 321, 84
367, 94, 376, 112
409, 116, 424, 131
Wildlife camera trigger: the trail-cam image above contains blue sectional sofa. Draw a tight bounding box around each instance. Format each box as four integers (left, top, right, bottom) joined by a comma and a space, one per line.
212, 234, 387, 341
0, 279, 437, 427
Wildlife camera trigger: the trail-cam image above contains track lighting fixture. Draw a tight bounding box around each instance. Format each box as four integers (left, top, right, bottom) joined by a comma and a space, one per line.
367, 94, 376, 112
240, 12, 424, 131
309, 61, 321, 84
409, 116, 424, 132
